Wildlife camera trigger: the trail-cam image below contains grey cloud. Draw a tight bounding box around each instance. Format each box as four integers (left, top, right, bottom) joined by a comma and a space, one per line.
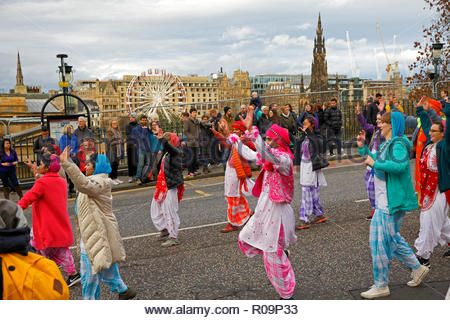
0, 0, 428, 91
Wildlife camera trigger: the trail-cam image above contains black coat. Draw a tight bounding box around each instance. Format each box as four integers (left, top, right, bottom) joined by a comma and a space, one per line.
317, 109, 325, 128
209, 113, 222, 131
125, 121, 138, 144
199, 121, 213, 146
366, 102, 379, 126
250, 97, 262, 108
0, 227, 31, 255
298, 128, 329, 171
324, 107, 342, 133
257, 114, 272, 137
158, 138, 184, 190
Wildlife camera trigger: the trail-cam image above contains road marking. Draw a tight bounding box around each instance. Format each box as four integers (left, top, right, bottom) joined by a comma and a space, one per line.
123, 221, 227, 241
182, 189, 212, 201
355, 199, 370, 203
69, 220, 227, 249
192, 182, 224, 188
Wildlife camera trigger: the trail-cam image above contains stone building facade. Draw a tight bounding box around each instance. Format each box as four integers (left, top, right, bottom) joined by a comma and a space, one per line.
74, 68, 251, 126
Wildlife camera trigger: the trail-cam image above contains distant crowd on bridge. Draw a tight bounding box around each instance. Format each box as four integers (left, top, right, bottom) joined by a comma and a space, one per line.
0, 89, 449, 300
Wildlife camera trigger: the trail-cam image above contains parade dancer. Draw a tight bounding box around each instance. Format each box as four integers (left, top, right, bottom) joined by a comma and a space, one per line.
356, 100, 386, 220
212, 120, 256, 233
60, 147, 136, 300
150, 131, 185, 247
232, 108, 297, 300
414, 97, 450, 265
296, 116, 329, 230
17, 153, 80, 287
357, 112, 429, 299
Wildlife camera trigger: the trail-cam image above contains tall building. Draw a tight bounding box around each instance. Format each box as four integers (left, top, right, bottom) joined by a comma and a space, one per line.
250, 74, 310, 96
14, 52, 26, 94
13, 52, 42, 95
310, 14, 328, 92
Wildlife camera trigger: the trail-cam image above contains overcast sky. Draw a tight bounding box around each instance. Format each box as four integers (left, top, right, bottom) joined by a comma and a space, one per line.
0, 0, 436, 91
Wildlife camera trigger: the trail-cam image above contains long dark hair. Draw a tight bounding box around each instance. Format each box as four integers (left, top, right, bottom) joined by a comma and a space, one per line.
0, 138, 13, 158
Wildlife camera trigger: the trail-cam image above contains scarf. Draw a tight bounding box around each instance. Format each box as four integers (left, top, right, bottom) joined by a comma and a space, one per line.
111, 128, 123, 158
154, 155, 185, 203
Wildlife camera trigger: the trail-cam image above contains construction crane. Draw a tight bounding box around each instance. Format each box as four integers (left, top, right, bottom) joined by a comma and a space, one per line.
345, 31, 360, 78
376, 22, 399, 81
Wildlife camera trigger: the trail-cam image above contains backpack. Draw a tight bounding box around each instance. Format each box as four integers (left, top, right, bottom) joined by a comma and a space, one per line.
0, 252, 69, 300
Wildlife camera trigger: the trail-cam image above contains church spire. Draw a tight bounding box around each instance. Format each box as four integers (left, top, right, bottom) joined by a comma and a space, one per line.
317, 13, 322, 37
16, 52, 24, 86
310, 13, 328, 93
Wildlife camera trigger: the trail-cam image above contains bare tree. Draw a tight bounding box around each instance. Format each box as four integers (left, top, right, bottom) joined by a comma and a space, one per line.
408, 0, 449, 99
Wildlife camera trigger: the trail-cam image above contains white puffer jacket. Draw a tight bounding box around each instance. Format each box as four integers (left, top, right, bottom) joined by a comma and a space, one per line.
62, 161, 126, 274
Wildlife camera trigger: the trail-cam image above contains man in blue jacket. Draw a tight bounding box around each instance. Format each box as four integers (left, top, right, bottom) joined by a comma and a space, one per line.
131, 115, 152, 183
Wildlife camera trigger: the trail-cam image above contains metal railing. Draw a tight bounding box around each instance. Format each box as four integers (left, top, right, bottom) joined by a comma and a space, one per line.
7, 82, 448, 181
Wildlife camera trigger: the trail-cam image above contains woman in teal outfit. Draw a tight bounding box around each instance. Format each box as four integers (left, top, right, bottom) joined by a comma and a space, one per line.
357, 111, 429, 299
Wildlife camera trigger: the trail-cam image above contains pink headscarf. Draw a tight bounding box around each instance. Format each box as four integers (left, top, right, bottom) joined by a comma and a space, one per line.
169, 133, 180, 147
48, 155, 61, 172
265, 124, 294, 159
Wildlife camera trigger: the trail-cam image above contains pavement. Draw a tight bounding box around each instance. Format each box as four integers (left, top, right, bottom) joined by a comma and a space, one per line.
12, 153, 450, 300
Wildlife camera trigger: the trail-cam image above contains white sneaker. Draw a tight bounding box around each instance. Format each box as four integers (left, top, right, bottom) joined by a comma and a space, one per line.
360, 285, 390, 299
407, 265, 429, 287
128, 177, 134, 183
111, 179, 119, 185
161, 238, 180, 247
116, 178, 123, 184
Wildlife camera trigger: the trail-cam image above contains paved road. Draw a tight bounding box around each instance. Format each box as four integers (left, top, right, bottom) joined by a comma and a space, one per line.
21, 161, 450, 300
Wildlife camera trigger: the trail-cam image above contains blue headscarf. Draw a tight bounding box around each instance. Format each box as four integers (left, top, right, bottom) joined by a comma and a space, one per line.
391, 111, 405, 138
75, 154, 111, 217
93, 154, 112, 175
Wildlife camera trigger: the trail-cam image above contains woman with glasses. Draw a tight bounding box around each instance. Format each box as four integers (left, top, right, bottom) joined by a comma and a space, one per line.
414, 97, 450, 265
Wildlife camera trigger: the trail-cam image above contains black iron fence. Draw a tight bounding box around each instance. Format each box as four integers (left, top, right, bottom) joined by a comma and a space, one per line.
8, 81, 449, 182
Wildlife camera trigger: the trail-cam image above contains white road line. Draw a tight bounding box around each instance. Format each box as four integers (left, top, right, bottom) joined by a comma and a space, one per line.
69, 221, 227, 249
123, 221, 227, 241
355, 199, 370, 203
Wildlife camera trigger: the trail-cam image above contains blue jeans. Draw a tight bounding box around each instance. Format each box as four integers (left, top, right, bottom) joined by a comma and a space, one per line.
136, 150, 151, 180
80, 252, 127, 300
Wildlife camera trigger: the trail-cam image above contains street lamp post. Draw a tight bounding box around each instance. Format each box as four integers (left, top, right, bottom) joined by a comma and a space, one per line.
56, 54, 73, 115
431, 42, 443, 99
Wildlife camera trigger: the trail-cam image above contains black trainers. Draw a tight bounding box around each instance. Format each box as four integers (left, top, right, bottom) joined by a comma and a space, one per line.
417, 255, 431, 267
366, 215, 373, 221
443, 248, 450, 259
119, 287, 136, 300
66, 273, 81, 287
283, 249, 290, 259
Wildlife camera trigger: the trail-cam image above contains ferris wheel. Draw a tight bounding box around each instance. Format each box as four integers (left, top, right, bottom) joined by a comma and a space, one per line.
126, 68, 186, 120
